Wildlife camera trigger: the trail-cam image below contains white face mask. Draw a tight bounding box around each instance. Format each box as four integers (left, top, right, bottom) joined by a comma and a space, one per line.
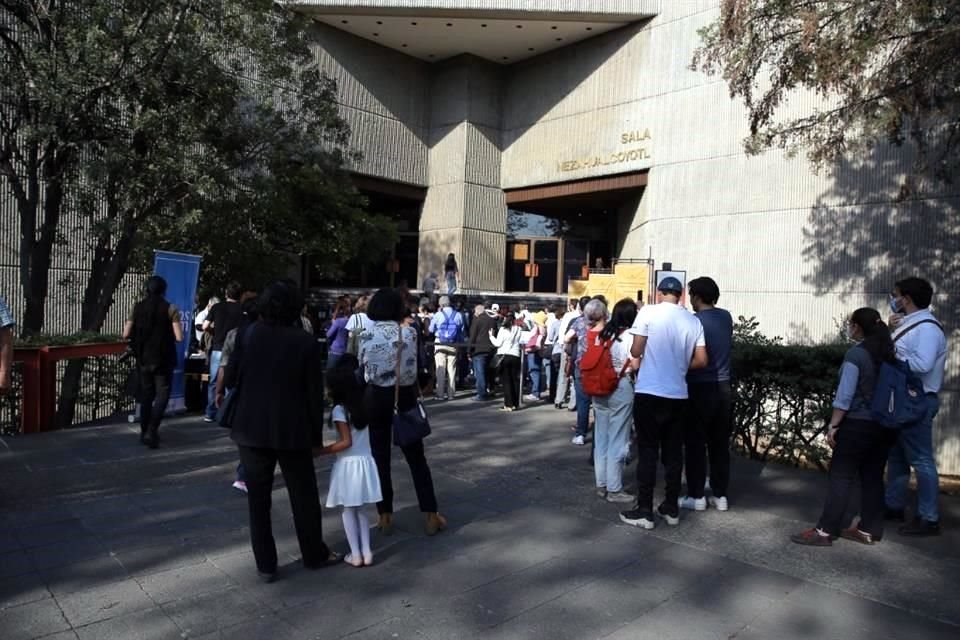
845, 325, 860, 342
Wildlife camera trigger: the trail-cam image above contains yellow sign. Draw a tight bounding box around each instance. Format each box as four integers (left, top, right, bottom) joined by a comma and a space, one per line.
566, 262, 651, 304
557, 130, 652, 173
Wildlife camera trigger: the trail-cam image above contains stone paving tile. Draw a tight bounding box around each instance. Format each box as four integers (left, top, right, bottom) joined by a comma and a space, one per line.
111, 541, 208, 577
27, 538, 110, 571
0, 549, 35, 579
161, 585, 272, 637
135, 560, 235, 605
73, 607, 182, 640
736, 581, 960, 640
0, 596, 71, 640
40, 555, 130, 597
0, 527, 21, 554
279, 586, 398, 640
14, 519, 93, 549
0, 572, 51, 611
192, 614, 302, 640
55, 577, 155, 628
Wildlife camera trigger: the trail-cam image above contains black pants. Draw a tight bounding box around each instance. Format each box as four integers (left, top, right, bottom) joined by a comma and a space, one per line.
139, 366, 172, 439
634, 393, 686, 515
500, 355, 521, 409
816, 420, 894, 538
549, 353, 561, 404
237, 446, 330, 574
684, 381, 733, 499
365, 384, 438, 514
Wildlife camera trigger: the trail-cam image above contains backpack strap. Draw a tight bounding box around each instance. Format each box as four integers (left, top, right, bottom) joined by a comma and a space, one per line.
893, 318, 943, 344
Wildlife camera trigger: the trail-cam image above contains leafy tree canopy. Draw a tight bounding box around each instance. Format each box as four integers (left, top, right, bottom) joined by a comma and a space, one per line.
1, 0, 394, 335
692, 0, 960, 194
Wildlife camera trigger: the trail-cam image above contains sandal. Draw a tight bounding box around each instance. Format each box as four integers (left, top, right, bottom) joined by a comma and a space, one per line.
344, 553, 364, 568
362, 553, 374, 567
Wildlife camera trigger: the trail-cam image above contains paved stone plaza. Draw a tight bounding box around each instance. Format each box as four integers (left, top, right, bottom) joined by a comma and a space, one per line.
1, 397, 958, 639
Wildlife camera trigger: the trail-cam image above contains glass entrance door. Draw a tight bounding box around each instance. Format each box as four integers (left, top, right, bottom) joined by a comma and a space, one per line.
532, 240, 559, 293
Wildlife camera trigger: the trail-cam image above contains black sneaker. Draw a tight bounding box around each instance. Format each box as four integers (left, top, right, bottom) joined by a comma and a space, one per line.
899, 517, 941, 537
620, 509, 655, 530
884, 508, 906, 522
656, 503, 680, 526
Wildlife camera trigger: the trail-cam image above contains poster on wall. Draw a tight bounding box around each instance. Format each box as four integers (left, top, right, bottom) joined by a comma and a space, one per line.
654, 269, 688, 308
153, 251, 202, 412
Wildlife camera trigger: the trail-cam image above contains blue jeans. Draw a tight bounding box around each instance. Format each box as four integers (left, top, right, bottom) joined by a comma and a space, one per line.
472, 354, 488, 399
326, 351, 343, 371
593, 377, 634, 492
542, 354, 552, 395
446, 275, 457, 294
526, 352, 542, 396
205, 350, 222, 419
885, 394, 940, 522
573, 366, 591, 437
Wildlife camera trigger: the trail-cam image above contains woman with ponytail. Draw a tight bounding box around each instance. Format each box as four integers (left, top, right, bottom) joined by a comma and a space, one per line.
792, 307, 897, 547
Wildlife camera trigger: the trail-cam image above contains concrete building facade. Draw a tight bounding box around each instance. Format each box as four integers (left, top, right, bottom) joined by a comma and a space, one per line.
293, 0, 960, 472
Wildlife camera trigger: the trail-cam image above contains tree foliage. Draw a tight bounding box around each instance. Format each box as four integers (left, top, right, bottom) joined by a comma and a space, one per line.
692, 0, 960, 193
0, 0, 394, 337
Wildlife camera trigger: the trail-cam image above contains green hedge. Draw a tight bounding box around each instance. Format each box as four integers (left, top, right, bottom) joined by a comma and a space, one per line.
14, 332, 123, 348
731, 318, 847, 471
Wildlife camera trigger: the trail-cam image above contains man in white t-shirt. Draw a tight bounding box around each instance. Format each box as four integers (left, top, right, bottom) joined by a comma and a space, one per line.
619, 277, 708, 531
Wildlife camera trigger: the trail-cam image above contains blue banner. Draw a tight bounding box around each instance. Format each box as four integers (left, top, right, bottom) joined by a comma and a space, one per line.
153, 251, 202, 412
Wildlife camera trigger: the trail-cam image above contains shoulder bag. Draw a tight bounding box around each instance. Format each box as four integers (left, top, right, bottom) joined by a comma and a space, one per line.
391, 328, 432, 447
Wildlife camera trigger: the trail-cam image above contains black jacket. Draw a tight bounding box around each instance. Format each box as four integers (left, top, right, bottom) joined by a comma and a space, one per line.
469, 313, 499, 355
226, 323, 324, 450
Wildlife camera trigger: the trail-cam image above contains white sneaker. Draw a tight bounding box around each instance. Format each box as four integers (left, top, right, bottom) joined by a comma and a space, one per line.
606, 491, 636, 504
619, 509, 655, 530
232, 480, 248, 494
571, 434, 585, 446
678, 496, 707, 511
523, 394, 541, 402
709, 496, 729, 511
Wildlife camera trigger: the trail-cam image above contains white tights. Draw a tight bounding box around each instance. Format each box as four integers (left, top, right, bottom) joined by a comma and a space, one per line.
341, 506, 372, 561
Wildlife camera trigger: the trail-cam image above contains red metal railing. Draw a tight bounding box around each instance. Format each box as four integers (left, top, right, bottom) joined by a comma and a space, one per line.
13, 342, 127, 433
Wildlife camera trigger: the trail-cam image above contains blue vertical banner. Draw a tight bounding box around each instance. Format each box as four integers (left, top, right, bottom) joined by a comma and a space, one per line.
153, 251, 202, 412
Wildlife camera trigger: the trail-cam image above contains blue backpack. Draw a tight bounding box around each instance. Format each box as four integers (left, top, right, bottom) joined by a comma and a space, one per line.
870, 319, 942, 429
436, 310, 461, 345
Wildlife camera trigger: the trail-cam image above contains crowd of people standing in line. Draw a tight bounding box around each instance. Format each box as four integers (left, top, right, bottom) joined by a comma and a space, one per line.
298, 274, 947, 540
116, 268, 946, 581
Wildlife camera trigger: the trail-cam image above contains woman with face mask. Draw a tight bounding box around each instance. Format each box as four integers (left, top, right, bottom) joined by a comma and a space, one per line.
791, 308, 898, 547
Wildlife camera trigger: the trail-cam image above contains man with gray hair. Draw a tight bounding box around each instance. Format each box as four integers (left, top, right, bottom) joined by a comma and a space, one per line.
429, 295, 464, 401
468, 302, 499, 401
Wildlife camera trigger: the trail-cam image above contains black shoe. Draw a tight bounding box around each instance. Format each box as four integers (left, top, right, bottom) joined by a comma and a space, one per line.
656, 503, 680, 526
257, 570, 277, 583
899, 517, 941, 537
884, 508, 906, 522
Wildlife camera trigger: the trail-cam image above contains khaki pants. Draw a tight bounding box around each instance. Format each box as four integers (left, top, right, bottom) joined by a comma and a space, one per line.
434, 346, 457, 399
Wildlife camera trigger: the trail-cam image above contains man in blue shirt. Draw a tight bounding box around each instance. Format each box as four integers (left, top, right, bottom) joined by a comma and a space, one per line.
679, 277, 734, 513
885, 276, 947, 536
429, 295, 464, 401
0, 295, 15, 395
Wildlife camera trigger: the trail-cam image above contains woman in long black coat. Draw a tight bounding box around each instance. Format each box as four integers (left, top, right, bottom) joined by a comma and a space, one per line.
225, 280, 338, 581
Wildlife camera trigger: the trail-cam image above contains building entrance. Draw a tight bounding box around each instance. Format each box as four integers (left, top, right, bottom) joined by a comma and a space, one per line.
504, 172, 646, 294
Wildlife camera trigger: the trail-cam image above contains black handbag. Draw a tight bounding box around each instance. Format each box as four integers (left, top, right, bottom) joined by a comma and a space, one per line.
215, 388, 237, 429
390, 330, 431, 447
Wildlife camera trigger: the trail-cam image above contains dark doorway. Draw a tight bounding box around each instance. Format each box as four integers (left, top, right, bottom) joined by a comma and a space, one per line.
305, 179, 424, 289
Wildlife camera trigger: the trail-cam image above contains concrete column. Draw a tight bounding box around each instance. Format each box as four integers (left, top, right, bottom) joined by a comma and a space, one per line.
419, 56, 506, 292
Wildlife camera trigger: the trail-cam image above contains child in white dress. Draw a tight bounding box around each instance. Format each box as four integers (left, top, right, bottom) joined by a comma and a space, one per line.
317, 359, 382, 567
